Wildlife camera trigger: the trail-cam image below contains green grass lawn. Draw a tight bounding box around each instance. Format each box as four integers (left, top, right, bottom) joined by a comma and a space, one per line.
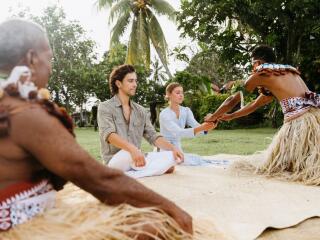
75, 127, 278, 161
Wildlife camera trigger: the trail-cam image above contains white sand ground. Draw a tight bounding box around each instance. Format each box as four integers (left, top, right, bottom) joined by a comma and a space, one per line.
2, 154, 320, 240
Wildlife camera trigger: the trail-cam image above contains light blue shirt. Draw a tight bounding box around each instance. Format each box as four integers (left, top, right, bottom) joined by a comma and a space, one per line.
160, 106, 229, 167
159, 106, 201, 151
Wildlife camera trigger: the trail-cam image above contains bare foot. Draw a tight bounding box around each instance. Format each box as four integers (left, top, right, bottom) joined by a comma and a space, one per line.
165, 166, 175, 174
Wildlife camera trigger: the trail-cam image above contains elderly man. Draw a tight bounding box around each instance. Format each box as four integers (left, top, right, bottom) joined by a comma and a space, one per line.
0, 19, 192, 237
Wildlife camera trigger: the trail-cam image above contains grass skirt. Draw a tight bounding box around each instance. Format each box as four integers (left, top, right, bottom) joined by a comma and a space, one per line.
232, 108, 320, 185
0, 184, 216, 240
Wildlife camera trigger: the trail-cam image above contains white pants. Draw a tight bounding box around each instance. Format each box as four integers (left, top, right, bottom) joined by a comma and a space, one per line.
108, 150, 176, 178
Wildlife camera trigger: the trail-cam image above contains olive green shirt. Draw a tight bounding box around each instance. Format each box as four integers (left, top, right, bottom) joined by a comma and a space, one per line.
97, 95, 161, 164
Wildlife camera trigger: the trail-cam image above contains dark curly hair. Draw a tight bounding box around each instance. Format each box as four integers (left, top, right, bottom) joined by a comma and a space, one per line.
251, 45, 276, 63
109, 64, 136, 95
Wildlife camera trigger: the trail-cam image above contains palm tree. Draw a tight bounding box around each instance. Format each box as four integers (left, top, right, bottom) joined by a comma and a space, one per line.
151, 58, 168, 84
97, 0, 175, 78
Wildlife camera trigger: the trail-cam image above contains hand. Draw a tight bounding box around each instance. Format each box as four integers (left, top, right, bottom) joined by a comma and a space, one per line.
219, 113, 234, 121
104, 172, 193, 235
164, 204, 193, 235
172, 147, 184, 164
204, 113, 218, 123
200, 122, 217, 132
130, 148, 146, 167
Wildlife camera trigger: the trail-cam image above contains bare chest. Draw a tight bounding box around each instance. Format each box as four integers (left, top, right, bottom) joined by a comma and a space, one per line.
0, 138, 27, 160
0, 138, 44, 188
122, 105, 131, 123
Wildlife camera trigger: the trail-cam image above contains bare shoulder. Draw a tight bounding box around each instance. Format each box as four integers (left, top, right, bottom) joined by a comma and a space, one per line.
11, 102, 60, 128
244, 72, 270, 92
8, 100, 99, 182
9, 101, 73, 148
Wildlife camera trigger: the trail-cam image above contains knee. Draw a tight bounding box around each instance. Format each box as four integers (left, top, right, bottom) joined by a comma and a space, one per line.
108, 150, 132, 172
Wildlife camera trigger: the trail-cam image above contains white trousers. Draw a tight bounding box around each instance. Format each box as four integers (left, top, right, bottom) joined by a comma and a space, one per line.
108, 150, 176, 178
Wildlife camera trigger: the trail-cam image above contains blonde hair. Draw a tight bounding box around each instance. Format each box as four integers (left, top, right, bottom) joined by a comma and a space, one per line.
165, 82, 182, 101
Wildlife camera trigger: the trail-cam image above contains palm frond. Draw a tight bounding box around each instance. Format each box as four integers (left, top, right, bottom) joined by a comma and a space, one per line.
147, 10, 171, 77
147, 11, 168, 63
138, 10, 150, 68
126, 16, 141, 65
149, 0, 176, 21
109, 0, 131, 24
95, 0, 118, 9
110, 10, 132, 46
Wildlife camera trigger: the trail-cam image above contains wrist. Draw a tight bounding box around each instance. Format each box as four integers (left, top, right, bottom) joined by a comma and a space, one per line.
158, 200, 177, 217
194, 126, 203, 135
168, 144, 176, 151
127, 144, 138, 153
229, 113, 236, 119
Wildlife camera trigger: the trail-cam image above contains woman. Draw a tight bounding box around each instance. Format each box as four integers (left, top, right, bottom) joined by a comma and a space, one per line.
159, 83, 222, 166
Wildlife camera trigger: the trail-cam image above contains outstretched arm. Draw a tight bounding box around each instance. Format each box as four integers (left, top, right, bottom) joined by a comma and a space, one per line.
220, 94, 273, 121
154, 137, 184, 163
11, 107, 193, 234
204, 91, 241, 122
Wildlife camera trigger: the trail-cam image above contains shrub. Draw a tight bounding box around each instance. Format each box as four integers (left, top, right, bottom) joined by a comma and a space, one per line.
189, 94, 267, 129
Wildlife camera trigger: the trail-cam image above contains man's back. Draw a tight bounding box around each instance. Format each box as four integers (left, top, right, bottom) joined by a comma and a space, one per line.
247, 69, 310, 100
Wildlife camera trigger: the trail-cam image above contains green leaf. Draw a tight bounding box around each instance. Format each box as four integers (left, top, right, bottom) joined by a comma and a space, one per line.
109, 0, 131, 23
149, 0, 176, 21
95, 0, 118, 9
147, 9, 171, 76
138, 10, 150, 68
110, 10, 131, 46
126, 16, 141, 65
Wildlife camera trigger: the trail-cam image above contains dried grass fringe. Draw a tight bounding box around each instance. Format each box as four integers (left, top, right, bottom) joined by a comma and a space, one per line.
1, 184, 220, 240
231, 108, 320, 185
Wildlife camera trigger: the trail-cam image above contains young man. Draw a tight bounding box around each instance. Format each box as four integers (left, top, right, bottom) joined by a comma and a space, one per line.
98, 65, 184, 176
0, 19, 192, 236
205, 45, 320, 185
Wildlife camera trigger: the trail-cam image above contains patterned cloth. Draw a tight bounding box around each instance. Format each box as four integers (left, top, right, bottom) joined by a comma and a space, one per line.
0, 180, 55, 231
254, 63, 300, 75
280, 91, 320, 121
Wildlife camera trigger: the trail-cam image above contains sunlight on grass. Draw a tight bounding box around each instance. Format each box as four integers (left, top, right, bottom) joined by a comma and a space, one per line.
75, 127, 278, 161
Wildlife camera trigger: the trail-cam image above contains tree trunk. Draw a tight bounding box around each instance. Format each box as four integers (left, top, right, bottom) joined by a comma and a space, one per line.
79, 106, 84, 127
295, 35, 303, 65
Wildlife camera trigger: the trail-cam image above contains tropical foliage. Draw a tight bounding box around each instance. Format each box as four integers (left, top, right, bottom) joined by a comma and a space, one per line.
178, 0, 320, 91
97, 0, 175, 77
31, 6, 98, 114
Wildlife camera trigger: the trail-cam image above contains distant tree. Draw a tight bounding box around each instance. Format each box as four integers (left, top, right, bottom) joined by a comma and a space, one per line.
91, 44, 128, 102
185, 44, 245, 86
171, 71, 213, 97
97, 0, 176, 77
33, 6, 97, 113
92, 44, 165, 110
170, 45, 190, 63
11, 5, 101, 127
178, 0, 320, 90
150, 58, 168, 84
170, 43, 246, 87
